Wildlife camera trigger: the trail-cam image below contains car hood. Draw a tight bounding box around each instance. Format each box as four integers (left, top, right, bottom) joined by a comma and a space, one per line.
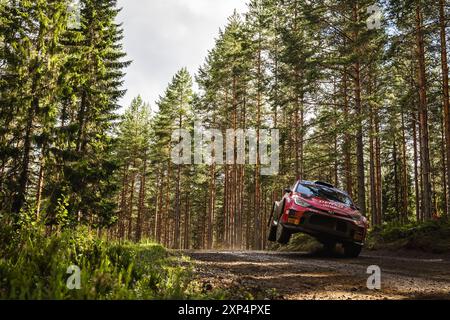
301, 196, 361, 219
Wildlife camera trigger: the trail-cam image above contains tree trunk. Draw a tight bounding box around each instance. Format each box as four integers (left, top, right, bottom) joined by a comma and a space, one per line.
354, 58, 366, 215
12, 81, 39, 214
374, 104, 383, 225
415, 4, 432, 220
164, 161, 171, 247
439, 0, 450, 217
412, 112, 421, 222
401, 111, 409, 223
35, 146, 46, 219
393, 138, 400, 220
118, 165, 129, 240
184, 195, 190, 249
128, 161, 136, 240
135, 155, 147, 242
155, 169, 164, 243
174, 114, 182, 249
442, 120, 448, 217
343, 67, 353, 198
369, 100, 377, 226
352, 5, 366, 215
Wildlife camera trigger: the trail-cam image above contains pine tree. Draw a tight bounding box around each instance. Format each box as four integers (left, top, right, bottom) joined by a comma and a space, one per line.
150, 68, 193, 248
0, 0, 129, 228
47, 0, 129, 226
0, 0, 69, 215
114, 96, 152, 241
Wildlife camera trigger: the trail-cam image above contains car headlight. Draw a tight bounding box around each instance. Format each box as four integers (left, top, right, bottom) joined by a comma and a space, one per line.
352, 215, 368, 224
293, 197, 311, 208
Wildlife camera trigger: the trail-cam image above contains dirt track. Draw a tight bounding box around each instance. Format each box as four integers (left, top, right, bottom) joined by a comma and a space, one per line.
185, 249, 450, 300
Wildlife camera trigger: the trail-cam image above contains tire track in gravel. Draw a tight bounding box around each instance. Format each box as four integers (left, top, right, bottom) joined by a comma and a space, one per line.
185, 250, 450, 300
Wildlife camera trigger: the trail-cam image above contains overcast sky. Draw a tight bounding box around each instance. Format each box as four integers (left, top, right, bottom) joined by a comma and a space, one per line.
116, 0, 248, 109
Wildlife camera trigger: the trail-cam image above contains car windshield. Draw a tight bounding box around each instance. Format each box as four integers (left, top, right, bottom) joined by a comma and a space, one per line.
296, 183, 354, 207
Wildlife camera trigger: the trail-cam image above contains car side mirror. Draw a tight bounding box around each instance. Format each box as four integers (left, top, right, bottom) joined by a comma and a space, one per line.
284, 188, 292, 194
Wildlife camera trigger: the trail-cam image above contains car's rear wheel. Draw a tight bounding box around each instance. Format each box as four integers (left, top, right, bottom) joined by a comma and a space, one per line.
343, 243, 363, 258
276, 223, 291, 245
268, 225, 277, 242
267, 202, 278, 242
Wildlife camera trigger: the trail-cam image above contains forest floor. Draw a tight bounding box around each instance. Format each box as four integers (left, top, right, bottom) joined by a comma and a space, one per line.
184, 249, 450, 300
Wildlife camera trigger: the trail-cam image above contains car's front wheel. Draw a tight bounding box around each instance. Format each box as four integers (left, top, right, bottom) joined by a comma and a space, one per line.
276, 223, 291, 245
343, 243, 363, 258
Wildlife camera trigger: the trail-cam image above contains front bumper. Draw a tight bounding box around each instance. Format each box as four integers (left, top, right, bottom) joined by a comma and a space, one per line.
282, 210, 367, 245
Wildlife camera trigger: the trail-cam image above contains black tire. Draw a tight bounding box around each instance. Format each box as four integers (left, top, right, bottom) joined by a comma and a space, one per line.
267, 202, 278, 242
343, 243, 363, 258
268, 225, 277, 242
276, 223, 291, 245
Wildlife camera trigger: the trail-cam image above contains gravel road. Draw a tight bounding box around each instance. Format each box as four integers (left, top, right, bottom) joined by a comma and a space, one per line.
185, 249, 450, 300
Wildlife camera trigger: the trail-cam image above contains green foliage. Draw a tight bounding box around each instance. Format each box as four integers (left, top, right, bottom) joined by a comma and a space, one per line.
367, 220, 450, 253
0, 0, 129, 227
0, 215, 216, 300
55, 195, 70, 227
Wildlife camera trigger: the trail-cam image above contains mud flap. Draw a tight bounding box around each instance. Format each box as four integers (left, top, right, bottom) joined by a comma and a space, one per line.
268, 202, 279, 242
267, 201, 279, 227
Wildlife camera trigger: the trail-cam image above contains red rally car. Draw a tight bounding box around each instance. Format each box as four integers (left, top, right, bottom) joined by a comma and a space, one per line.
268, 180, 368, 258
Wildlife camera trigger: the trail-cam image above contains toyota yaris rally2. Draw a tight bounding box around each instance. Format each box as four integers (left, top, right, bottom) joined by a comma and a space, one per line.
268, 181, 368, 258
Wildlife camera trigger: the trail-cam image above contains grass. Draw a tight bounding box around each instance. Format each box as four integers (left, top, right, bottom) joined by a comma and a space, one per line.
366, 219, 450, 254
0, 217, 228, 300
269, 233, 322, 252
